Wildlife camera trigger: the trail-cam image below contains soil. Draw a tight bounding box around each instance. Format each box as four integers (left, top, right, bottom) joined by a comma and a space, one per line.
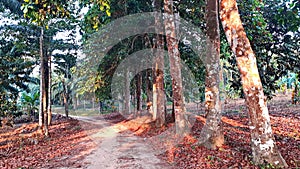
76, 115, 174, 169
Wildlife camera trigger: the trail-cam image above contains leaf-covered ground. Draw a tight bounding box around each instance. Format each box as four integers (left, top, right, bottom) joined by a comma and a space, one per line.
0, 95, 299, 168
105, 95, 300, 169
0, 115, 96, 169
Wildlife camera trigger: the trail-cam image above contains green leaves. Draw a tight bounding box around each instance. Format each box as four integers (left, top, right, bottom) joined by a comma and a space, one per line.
80, 1, 111, 35
21, 0, 72, 26
223, 0, 300, 99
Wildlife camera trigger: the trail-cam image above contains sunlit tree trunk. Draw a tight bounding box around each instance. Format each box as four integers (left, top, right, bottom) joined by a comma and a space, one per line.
44, 50, 49, 136
164, 0, 189, 136
198, 0, 224, 149
39, 27, 49, 136
220, 0, 287, 167
152, 0, 166, 127
47, 54, 52, 125
39, 28, 44, 128
153, 54, 166, 126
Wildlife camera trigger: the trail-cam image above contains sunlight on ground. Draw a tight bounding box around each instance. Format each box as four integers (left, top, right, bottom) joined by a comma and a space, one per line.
221, 116, 248, 128
90, 125, 127, 139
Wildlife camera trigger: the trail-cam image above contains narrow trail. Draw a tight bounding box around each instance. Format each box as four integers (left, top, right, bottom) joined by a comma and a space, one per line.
72, 115, 174, 169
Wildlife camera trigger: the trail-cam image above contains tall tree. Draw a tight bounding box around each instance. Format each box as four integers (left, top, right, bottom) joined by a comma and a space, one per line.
219, 0, 287, 167
164, 0, 189, 136
152, 0, 166, 127
124, 68, 130, 114
135, 72, 142, 116
53, 52, 77, 117
38, 27, 49, 135
198, 0, 224, 149
20, 0, 74, 136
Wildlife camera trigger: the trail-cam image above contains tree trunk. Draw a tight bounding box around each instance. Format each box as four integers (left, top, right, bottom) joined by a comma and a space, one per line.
40, 27, 49, 136
146, 70, 153, 114
219, 0, 287, 167
152, 3, 166, 127
39, 27, 49, 136
92, 94, 95, 110
99, 101, 102, 114
62, 80, 69, 117
44, 52, 49, 137
76, 94, 80, 108
164, 0, 189, 136
83, 100, 86, 110
136, 72, 142, 116
124, 68, 130, 115
153, 53, 166, 127
47, 54, 52, 125
39, 28, 44, 128
73, 94, 77, 110
198, 0, 224, 149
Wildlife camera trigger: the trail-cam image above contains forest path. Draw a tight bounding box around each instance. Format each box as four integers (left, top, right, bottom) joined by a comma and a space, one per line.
72, 115, 174, 169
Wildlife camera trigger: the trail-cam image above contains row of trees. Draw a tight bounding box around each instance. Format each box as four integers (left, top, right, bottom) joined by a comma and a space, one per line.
81, 0, 298, 166
0, 0, 299, 167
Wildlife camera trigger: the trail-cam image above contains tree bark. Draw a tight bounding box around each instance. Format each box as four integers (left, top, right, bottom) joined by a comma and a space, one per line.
39, 28, 44, 128
39, 27, 49, 136
124, 68, 130, 115
136, 72, 142, 116
44, 52, 49, 137
153, 52, 166, 127
219, 0, 287, 167
152, 3, 166, 127
47, 54, 52, 125
92, 94, 95, 110
146, 70, 153, 114
164, 0, 189, 136
198, 0, 224, 149
73, 94, 77, 110
62, 80, 69, 117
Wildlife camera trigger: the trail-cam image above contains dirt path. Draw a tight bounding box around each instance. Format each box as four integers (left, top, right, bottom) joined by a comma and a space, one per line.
73, 116, 174, 169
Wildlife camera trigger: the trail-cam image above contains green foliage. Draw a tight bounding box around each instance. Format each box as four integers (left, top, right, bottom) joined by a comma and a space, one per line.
0, 23, 37, 118
2, 0, 297, 111
79, 0, 111, 34
223, 0, 300, 99
52, 52, 77, 105
19, 86, 39, 117
259, 162, 276, 169
0, 91, 19, 118
225, 84, 241, 99
0, 2, 78, 118
265, 0, 300, 75
21, 0, 72, 26
179, 41, 206, 102
178, 0, 206, 29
